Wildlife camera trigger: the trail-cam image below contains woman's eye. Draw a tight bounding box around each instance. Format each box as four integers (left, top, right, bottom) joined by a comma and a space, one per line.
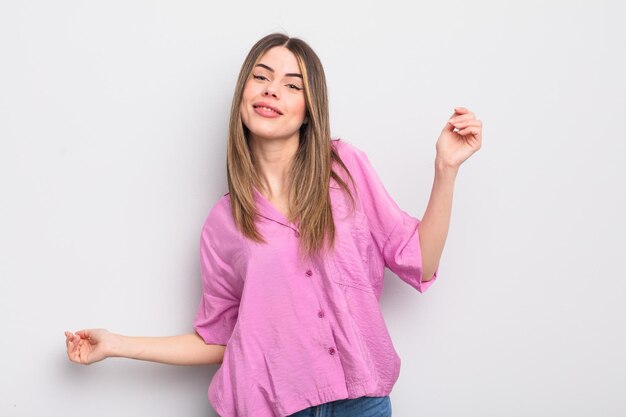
287, 84, 303, 91
253, 74, 268, 81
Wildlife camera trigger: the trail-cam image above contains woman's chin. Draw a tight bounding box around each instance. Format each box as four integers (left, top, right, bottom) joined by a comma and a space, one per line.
248, 129, 298, 142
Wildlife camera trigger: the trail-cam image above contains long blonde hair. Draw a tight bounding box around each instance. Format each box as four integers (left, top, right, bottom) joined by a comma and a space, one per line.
226, 33, 355, 260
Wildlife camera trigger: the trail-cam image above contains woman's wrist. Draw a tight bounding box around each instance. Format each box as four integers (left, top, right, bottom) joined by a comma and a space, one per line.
105, 332, 127, 358
435, 157, 459, 179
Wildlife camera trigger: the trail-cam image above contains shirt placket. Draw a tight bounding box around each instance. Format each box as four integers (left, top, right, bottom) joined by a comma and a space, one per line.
254, 189, 344, 366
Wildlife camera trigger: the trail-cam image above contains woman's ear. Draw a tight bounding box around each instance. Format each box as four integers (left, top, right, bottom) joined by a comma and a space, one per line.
302, 116, 309, 124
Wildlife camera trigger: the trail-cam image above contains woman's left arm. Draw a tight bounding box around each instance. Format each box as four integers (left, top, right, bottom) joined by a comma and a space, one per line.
418, 106, 483, 281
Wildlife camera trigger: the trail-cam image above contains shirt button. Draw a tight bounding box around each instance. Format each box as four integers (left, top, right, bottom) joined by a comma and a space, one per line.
305, 269, 313, 277
317, 310, 325, 318
328, 347, 336, 355
294, 230, 300, 238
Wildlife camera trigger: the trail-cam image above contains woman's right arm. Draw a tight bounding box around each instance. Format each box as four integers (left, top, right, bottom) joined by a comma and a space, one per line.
64, 329, 225, 366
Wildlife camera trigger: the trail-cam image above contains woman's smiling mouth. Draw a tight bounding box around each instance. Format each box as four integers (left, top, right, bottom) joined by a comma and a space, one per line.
253, 102, 283, 117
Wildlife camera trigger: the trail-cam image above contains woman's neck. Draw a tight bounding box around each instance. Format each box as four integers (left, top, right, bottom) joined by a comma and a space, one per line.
248, 134, 299, 199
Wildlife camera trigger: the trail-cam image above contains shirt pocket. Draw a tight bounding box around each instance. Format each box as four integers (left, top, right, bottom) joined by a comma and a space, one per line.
329, 196, 375, 293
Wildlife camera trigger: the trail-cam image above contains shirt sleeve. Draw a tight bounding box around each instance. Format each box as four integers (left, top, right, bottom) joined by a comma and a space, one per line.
193, 211, 243, 345
345, 142, 439, 293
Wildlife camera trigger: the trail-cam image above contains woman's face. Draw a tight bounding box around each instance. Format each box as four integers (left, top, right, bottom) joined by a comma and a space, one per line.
240, 46, 307, 144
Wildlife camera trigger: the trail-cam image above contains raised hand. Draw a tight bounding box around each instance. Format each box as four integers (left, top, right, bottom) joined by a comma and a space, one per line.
436, 106, 483, 169
65, 329, 114, 365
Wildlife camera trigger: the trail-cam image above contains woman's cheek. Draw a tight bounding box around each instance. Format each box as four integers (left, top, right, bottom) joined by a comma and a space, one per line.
239, 102, 251, 128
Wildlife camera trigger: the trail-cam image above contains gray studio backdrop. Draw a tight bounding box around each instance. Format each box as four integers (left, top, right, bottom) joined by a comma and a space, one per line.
1, 1, 625, 416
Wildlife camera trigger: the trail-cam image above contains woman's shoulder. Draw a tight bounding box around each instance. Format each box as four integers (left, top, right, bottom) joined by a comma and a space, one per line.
331, 137, 368, 165
198, 193, 245, 265
331, 137, 374, 174
331, 137, 359, 154
202, 192, 236, 234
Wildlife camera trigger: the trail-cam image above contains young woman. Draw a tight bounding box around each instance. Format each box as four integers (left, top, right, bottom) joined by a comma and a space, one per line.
65, 32, 482, 417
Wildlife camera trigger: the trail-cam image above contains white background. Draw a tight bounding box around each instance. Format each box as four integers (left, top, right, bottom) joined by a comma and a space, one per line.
1, 1, 625, 416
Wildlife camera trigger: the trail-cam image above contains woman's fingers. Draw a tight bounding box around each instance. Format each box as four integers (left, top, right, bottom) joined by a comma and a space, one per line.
449, 115, 474, 125
454, 106, 474, 116
71, 339, 80, 359
65, 330, 86, 363
76, 329, 89, 338
66, 329, 110, 365
448, 111, 477, 135
76, 340, 88, 363
447, 105, 482, 138
452, 119, 481, 130
68, 342, 79, 362
66, 332, 77, 353
458, 125, 481, 137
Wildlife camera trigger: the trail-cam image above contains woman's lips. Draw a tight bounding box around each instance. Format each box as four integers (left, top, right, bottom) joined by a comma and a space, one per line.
253, 105, 282, 118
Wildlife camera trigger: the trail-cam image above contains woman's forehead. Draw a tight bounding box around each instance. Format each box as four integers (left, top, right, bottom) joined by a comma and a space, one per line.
256, 46, 301, 75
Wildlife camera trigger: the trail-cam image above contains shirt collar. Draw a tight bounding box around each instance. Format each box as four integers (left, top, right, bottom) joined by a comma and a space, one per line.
252, 186, 299, 230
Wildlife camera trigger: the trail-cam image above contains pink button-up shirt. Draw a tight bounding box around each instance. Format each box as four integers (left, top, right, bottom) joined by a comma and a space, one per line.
194, 138, 439, 417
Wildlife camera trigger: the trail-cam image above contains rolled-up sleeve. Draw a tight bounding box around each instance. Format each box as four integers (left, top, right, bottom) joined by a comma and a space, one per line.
193, 214, 243, 345
345, 141, 439, 293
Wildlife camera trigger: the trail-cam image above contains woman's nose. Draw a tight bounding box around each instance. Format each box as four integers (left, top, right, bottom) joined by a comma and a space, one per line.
263, 85, 279, 98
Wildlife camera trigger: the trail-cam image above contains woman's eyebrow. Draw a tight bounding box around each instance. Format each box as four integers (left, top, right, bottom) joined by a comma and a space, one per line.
255, 63, 303, 79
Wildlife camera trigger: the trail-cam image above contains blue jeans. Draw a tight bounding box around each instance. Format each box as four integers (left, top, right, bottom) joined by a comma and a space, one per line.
286, 395, 392, 417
